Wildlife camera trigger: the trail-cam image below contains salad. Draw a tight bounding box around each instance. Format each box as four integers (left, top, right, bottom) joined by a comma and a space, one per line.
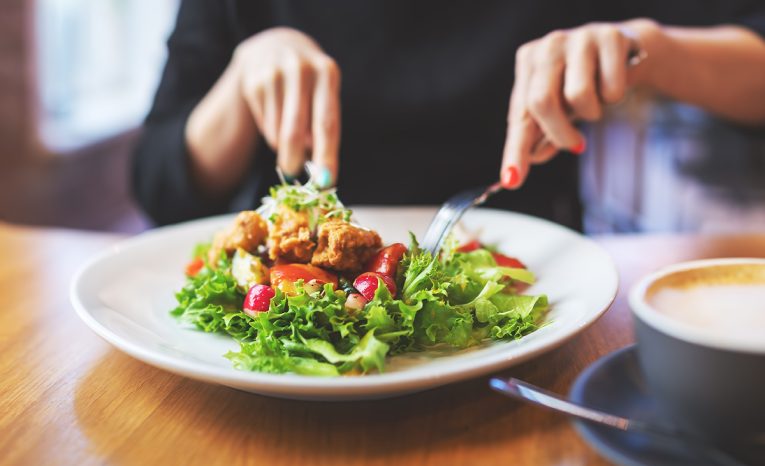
171, 182, 549, 376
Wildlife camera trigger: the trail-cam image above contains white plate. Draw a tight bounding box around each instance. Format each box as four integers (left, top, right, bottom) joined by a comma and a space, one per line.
70, 207, 617, 400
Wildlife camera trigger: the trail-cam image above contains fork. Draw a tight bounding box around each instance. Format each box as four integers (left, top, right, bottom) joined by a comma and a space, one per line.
419, 43, 648, 256
420, 181, 503, 255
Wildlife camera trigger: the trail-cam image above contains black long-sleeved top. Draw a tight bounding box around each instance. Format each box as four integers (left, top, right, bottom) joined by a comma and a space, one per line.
132, 0, 765, 228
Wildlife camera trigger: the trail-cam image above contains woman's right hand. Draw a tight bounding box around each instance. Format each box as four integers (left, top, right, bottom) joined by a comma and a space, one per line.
234, 28, 341, 182
185, 27, 340, 196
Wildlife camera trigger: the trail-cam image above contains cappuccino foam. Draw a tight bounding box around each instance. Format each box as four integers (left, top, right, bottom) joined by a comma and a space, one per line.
646, 264, 765, 343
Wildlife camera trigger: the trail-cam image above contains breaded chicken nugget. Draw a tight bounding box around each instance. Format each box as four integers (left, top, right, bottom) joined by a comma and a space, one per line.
268, 205, 316, 263
208, 211, 268, 264
311, 219, 382, 272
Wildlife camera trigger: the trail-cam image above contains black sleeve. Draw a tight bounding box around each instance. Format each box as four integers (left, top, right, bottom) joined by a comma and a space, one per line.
131, 0, 252, 226
604, 0, 765, 38
731, 3, 765, 39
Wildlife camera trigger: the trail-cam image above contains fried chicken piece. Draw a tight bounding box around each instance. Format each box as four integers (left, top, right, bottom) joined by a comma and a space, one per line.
208, 211, 268, 264
311, 219, 382, 272
268, 205, 316, 263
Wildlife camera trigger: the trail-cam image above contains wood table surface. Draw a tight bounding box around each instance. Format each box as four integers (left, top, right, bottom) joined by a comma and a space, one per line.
3, 221, 765, 466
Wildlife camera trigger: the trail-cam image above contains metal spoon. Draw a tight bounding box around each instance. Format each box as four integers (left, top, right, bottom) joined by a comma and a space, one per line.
489, 377, 749, 466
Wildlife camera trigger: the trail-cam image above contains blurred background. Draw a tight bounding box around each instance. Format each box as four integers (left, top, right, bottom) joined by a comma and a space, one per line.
2, 0, 764, 235
1, 0, 178, 233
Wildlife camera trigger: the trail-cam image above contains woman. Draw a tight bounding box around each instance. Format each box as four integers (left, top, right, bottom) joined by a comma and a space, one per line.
132, 1, 765, 229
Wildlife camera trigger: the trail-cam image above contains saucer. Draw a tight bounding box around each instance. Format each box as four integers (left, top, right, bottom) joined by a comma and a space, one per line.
569, 345, 706, 466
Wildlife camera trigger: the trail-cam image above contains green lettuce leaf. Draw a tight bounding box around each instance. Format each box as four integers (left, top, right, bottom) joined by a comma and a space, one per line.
171, 256, 249, 338
301, 330, 389, 373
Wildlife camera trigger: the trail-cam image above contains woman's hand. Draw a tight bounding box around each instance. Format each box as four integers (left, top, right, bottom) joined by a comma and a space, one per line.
186, 28, 340, 197
234, 28, 341, 180
500, 21, 648, 189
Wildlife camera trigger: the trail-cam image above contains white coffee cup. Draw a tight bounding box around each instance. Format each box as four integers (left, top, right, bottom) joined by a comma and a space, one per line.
629, 258, 765, 456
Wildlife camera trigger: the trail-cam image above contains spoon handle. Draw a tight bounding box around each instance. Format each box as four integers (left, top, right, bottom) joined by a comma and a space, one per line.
489, 377, 748, 466
489, 377, 633, 431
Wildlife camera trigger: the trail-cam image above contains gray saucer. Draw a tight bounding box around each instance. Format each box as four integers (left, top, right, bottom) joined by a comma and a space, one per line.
569, 345, 707, 466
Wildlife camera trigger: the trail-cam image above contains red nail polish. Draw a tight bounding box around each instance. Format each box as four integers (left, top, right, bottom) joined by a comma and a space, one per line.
571, 138, 587, 155
501, 166, 520, 189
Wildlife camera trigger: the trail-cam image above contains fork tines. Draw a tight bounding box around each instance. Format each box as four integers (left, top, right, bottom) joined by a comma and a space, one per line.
421, 184, 499, 255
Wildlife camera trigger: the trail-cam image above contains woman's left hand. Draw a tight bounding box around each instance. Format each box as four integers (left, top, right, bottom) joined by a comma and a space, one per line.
500, 21, 649, 189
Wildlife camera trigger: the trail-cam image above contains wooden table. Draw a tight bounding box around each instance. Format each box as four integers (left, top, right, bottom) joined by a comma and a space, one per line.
3, 222, 765, 466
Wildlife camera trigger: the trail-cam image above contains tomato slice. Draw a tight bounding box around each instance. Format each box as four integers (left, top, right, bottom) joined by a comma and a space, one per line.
270, 264, 339, 294
185, 257, 205, 277
456, 241, 525, 268
456, 240, 482, 253
491, 252, 526, 269
365, 243, 407, 277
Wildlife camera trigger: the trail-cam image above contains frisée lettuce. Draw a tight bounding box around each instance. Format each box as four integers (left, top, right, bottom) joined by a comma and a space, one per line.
171, 235, 548, 376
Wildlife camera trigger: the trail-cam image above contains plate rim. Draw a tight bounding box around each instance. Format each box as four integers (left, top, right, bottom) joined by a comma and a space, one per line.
70, 207, 619, 397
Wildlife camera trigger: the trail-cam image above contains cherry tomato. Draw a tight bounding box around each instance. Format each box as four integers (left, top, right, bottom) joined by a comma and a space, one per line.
456, 240, 482, 253
185, 257, 205, 277
244, 284, 275, 316
492, 252, 526, 269
270, 264, 339, 294
353, 272, 397, 301
365, 243, 407, 277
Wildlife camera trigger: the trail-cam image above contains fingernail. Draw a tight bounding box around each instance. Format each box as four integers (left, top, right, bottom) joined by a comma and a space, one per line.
316, 165, 333, 189
501, 166, 520, 189
571, 138, 587, 155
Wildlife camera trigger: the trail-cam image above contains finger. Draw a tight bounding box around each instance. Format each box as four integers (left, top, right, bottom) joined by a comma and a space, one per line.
526, 62, 584, 151
529, 139, 559, 165
597, 26, 629, 103
263, 71, 284, 149
278, 61, 311, 177
246, 84, 267, 138
311, 57, 341, 186
522, 31, 585, 150
563, 32, 602, 121
501, 113, 545, 189
500, 44, 535, 189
